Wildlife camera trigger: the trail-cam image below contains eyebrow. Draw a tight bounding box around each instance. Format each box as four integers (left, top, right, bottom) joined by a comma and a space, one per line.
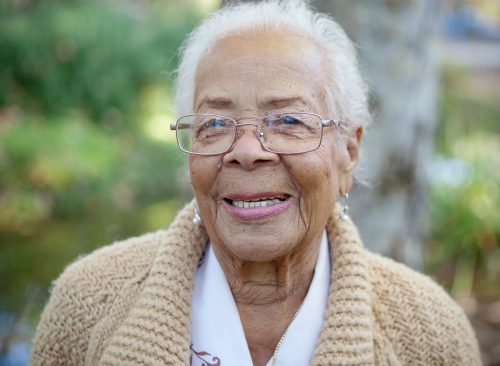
198, 97, 233, 110
261, 96, 309, 109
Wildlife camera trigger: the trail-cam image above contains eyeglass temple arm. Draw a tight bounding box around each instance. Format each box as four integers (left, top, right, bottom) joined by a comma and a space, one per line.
321, 119, 347, 127
170, 123, 191, 130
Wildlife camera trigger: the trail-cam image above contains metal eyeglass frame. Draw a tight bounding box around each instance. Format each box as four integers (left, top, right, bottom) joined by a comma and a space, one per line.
169, 112, 347, 156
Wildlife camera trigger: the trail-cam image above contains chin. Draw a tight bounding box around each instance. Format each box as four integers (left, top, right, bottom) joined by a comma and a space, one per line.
218, 230, 294, 262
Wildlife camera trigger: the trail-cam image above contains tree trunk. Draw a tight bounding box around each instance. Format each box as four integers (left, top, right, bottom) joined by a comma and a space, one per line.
312, 0, 441, 269
221, 0, 441, 269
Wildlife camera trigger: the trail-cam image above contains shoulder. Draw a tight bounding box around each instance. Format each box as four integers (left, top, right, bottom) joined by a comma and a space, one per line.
364, 250, 481, 365
49, 230, 165, 305
61, 230, 164, 287
30, 230, 165, 365
365, 250, 453, 304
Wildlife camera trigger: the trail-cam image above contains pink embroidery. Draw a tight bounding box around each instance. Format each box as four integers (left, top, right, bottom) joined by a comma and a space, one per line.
190, 344, 221, 366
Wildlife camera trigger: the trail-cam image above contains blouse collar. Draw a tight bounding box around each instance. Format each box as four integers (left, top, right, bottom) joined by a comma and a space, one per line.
190, 230, 331, 365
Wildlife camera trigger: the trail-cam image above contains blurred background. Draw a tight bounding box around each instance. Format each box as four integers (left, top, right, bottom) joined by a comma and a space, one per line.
0, 0, 498, 365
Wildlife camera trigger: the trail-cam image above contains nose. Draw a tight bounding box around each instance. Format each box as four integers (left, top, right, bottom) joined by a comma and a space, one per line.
222, 124, 280, 170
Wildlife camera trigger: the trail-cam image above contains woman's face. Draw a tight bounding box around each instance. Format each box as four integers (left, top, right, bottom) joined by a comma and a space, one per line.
190, 32, 360, 262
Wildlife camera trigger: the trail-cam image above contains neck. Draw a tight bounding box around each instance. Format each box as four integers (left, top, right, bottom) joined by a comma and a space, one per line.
211, 231, 323, 366
215, 232, 322, 306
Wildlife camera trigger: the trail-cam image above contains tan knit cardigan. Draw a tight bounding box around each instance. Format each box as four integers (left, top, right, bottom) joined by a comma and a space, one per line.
30, 200, 481, 365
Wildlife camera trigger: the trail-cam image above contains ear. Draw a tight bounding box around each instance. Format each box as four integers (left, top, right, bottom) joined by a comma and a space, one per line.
339, 125, 363, 195
345, 125, 363, 170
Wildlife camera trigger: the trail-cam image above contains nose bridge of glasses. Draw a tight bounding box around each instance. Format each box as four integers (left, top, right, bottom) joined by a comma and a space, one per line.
231, 121, 267, 152
234, 120, 262, 136
235, 121, 259, 128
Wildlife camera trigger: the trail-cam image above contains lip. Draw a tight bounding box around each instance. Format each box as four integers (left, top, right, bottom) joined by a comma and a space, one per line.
222, 192, 292, 221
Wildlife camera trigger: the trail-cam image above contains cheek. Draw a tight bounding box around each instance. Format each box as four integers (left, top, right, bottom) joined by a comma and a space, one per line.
285, 153, 337, 234
286, 147, 338, 208
323, 133, 352, 178
189, 156, 222, 197
316, 143, 340, 185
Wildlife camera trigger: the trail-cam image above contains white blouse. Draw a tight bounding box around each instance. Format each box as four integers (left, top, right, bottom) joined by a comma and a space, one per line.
190, 231, 331, 366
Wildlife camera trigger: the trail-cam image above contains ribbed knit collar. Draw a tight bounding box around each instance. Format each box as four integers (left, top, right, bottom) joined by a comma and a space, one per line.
95, 200, 375, 365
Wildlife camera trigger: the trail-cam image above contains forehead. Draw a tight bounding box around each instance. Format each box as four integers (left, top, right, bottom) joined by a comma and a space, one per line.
193, 31, 328, 112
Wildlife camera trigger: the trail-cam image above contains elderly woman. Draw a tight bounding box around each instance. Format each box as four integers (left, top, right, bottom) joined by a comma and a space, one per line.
30, 1, 480, 365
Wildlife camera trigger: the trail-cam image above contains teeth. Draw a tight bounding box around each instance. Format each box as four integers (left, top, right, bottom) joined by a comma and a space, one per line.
231, 196, 288, 208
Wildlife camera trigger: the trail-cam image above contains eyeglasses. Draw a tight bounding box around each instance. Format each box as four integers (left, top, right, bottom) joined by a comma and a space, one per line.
169, 112, 347, 155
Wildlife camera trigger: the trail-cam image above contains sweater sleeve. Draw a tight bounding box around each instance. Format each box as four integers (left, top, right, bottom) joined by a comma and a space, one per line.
29, 232, 161, 366
29, 257, 108, 366
367, 252, 482, 366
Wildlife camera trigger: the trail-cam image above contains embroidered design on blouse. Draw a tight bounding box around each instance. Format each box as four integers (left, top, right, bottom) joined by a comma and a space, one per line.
190, 344, 221, 366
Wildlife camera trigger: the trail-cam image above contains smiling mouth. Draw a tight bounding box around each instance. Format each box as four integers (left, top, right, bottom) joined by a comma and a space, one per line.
224, 194, 290, 208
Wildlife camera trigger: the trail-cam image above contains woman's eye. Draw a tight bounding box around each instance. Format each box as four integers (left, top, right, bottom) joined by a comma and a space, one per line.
281, 115, 301, 125
194, 117, 233, 139
204, 118, 227, 128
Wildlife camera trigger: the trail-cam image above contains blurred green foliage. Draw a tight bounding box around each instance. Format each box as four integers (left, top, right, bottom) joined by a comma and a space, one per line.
0, 0, 199, 123
0, 0, 205, 313
428, 66, 500, 301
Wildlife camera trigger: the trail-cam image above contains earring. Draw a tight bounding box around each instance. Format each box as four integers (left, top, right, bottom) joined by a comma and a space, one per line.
193, 208, 202, 225
339, 193, 349, 221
